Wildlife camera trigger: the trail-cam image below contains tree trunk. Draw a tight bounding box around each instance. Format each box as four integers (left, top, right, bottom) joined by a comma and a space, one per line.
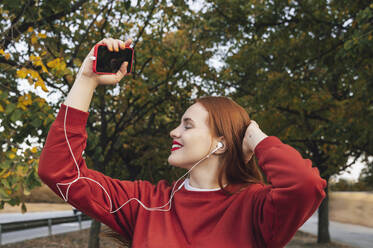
317, 178, 330, 243
88, 219, 101, 248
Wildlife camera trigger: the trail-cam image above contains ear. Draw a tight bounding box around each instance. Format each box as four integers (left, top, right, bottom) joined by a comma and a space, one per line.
214, 137, 227, 155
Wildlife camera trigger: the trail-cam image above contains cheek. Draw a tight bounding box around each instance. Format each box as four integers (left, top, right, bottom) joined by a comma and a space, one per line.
185, 131, 212, 152
168, 130, 212, 163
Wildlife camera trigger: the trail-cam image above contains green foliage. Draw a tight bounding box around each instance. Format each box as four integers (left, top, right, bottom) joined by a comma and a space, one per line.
0, 88, 52, 211
1, 0, 84, 213
201, 0, 373, 180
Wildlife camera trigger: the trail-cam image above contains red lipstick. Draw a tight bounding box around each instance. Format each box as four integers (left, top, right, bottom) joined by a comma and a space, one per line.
171, 141, 183, 151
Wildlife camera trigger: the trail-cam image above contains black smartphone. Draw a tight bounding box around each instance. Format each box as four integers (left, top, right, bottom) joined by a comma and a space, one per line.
93, 44, 134, 74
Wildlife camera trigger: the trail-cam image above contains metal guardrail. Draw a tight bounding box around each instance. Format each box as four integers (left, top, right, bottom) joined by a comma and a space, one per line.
0, 213, 91, 245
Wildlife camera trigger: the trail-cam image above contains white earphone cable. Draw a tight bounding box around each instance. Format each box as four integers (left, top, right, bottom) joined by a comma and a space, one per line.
58, 105, 221, 213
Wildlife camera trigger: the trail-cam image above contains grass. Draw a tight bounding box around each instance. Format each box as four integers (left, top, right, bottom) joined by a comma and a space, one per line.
24, 185, 65, 203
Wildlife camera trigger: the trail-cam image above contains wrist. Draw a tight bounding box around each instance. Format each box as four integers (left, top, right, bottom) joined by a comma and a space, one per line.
64, 75, 98, 112
74, 75, 99, 89
248, 130, 268, 151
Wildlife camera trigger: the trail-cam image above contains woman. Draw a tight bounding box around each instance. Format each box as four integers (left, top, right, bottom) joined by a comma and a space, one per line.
38, 38, 327, 248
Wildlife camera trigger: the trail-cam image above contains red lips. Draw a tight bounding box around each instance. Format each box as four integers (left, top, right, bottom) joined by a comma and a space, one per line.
171, 141, 183, 151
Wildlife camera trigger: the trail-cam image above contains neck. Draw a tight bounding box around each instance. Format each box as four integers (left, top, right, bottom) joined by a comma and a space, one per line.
187, 155, 226, 189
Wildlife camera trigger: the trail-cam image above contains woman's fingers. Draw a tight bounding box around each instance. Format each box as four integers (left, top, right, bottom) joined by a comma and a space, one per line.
112, 40, 119, 52
98, 61, 128, 85
116, 62, 128, 79
119, 40, 126, 49
107, 38, 115, 51
97, 38, 132, 51
98, 38, 114, 51
248, 120, 259, 129
124, 38, 132, 48
120, 39, 132, 49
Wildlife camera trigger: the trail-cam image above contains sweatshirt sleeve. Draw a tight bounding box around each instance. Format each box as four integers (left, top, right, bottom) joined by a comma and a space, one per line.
38, 104, 143, 239
252, 136, 327, 248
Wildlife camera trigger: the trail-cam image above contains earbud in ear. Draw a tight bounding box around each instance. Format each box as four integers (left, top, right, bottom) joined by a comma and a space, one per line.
207, 142, 224, 158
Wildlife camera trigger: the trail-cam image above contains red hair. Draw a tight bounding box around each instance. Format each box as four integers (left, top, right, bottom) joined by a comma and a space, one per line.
195, 96, 265, 194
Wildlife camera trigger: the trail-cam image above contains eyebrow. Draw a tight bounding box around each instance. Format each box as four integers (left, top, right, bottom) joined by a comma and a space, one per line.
182, 117, 195, 123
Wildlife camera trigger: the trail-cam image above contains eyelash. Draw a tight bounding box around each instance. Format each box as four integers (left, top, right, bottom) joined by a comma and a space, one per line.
184, 126, 192, 130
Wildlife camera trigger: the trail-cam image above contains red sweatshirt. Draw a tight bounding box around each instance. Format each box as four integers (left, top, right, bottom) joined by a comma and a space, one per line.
38, 104, 327, 248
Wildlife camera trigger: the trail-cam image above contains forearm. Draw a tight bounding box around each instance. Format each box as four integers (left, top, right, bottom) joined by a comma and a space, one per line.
38, 105, 137, 238
254, 137, 326, 247
64, 76, 98, 112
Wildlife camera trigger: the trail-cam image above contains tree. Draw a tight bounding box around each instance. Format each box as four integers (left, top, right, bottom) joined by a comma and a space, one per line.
0, 0, 88, 212
199, 0, 373, 244
359, 163, 373, 189
1, 0, 218, 247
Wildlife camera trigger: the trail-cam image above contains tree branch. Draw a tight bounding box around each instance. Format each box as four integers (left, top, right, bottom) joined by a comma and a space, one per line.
276, 106, 330, 122
2, 0, 89, 49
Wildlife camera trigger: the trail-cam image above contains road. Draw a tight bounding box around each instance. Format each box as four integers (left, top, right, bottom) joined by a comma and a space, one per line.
1, 211, 373, 247
0, 211, 91, 245
0, 210, 77, 223
299, 213, 373, 248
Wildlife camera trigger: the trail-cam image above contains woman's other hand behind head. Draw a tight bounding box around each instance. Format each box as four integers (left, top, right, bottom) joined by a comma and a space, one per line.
242, 120, 268, 162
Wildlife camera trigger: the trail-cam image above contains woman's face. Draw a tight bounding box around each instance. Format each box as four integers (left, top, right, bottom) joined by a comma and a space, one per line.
168, 103, 215, 169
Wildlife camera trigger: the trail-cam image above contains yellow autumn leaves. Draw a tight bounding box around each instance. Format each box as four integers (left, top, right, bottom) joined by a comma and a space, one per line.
27, 26, 47, 45
11, 26, 66, 93
1, 28, 46, 61
0, 90, 4, 112
0, 170, 12, 180
7, 147, 37, 160
15, 56, 67, 93
2, 148, 38, 179
1, 147, 38, 180
0, 48, 10, 60
17, 93, 33, 111
0, 26, 70, 94
16, 67, 49, 92
47, 58, 67, 71
0, 90, 47, 113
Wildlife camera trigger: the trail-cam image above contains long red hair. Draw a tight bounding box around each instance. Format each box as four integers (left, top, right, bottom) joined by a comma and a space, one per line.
195, 96, 265, 194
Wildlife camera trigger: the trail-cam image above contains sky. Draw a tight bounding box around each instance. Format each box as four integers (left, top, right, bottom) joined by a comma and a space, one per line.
330, 157, 368, 183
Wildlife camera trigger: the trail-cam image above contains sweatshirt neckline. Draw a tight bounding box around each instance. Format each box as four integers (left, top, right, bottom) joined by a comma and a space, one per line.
183, 178, 223, 192
176, 180, 250, 197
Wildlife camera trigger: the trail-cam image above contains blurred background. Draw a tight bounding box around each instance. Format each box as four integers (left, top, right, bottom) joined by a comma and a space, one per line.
0, 0, 372, 247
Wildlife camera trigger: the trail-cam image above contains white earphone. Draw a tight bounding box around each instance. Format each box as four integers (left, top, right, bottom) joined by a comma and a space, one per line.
208, 142, 224, 156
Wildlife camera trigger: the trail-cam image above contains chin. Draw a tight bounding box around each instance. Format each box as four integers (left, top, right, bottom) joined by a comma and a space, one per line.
168, 155, 191, 169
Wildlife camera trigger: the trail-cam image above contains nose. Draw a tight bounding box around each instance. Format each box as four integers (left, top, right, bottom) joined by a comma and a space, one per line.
170, 126, 180, 138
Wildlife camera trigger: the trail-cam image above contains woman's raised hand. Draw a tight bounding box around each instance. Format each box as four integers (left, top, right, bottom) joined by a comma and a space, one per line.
78, 38, 132, 87
242, 120, 268, 163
